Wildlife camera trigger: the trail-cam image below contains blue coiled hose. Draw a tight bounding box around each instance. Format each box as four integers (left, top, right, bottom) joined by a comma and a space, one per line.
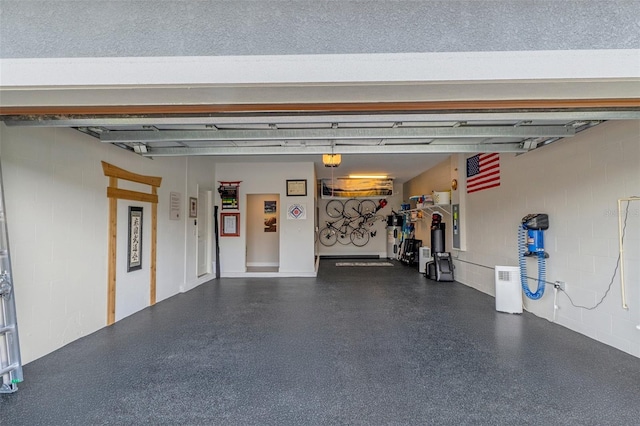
519, 225, 546, 300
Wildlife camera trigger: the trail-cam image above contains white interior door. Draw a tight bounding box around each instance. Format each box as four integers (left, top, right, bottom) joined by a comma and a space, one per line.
197, 189, 212, 277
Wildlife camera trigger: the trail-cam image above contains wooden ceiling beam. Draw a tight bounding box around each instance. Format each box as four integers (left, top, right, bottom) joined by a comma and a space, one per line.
1, 98, 639, 117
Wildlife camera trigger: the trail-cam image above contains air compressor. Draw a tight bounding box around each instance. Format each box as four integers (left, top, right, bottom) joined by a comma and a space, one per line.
519, 214, 549, 300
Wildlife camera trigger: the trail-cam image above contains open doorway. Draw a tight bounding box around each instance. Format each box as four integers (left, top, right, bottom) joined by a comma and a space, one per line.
197, 188, 213, 277
246, 194, 280, 272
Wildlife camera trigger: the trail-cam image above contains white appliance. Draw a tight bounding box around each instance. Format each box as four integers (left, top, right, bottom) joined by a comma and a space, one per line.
495, 266, 523, 314
418, 246, 431, 273
386, 226, 402, 259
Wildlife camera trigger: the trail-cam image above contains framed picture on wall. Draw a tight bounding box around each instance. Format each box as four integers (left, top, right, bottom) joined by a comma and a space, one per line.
189, 197, 198, 218
127, 206, 143, 272
221, 212, 240, 236
286, 179, 307, 196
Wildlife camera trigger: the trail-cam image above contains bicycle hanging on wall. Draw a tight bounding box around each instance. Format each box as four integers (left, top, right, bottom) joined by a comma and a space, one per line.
318, 199, 386, 247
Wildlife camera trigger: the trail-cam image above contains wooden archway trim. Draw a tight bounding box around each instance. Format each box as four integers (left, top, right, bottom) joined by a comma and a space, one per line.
102, 161, 162, 325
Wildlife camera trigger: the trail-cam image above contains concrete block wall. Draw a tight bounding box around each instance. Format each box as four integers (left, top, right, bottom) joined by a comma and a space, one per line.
416, 120, 640, 357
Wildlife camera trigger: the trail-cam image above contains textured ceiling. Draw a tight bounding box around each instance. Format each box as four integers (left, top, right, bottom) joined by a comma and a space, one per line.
2, 1, 639, 58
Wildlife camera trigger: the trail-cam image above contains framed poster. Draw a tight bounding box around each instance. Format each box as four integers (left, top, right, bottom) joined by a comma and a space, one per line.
189, 197, 198, 218
169, 192, 181, 220
286, 179, 307, 196
221, 212, 240, 236
128, 206, 143, 272
264, 201, 277, 232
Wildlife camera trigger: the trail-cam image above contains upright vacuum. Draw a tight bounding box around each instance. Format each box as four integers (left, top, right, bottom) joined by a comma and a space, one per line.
425, 213, 454, 281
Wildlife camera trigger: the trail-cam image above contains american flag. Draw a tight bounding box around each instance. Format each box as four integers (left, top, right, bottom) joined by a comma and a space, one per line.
466, 153, 500, 193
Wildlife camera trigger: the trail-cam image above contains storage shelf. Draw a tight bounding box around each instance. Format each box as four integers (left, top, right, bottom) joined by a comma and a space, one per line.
399, 204, 451, 220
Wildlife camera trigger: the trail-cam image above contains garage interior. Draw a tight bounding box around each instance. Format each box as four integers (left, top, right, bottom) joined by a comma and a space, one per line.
1, 1, 640, 423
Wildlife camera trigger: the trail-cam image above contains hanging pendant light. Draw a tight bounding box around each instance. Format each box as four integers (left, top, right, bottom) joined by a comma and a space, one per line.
322, 153, 341, 167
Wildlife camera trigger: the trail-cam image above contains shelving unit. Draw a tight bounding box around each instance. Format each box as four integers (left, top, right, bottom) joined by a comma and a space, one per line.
400, 204, 451, 221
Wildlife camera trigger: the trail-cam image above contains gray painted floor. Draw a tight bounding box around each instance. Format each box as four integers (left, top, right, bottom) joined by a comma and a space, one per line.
2, 260, 639, 425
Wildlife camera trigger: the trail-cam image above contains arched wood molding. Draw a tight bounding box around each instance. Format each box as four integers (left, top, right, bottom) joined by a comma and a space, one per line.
102, 161, 162, 325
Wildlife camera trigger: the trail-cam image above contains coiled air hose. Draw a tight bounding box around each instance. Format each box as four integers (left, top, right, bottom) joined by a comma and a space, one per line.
519, 225, 546, 300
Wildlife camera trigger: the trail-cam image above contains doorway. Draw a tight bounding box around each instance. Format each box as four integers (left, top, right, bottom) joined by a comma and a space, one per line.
197, 188, 213, 277
246, 194, 280, 272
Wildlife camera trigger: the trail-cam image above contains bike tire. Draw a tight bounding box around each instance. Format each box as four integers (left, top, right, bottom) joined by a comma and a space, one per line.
360, 199, 377, 215
326, 200, 344, 218
343, 199, 361, 218
350, 228, 370, 247
318, 227, 338, 246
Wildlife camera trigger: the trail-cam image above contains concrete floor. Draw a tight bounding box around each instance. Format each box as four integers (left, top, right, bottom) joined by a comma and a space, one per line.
2, 259, 639, 425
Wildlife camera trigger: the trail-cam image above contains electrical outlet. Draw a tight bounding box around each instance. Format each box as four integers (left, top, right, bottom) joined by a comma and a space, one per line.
554, 281, 566, 291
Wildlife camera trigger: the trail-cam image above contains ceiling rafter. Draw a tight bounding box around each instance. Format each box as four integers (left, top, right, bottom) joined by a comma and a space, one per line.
99, 126, 575, 144
140, 143, 527, 157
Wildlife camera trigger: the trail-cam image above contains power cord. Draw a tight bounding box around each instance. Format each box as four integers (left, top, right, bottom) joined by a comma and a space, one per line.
558, 199, 632, 310
452, 255, 556, 286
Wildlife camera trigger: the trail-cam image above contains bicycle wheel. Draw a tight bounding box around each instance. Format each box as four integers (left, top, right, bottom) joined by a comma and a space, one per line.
343, 199, 361, 218
326, 200, 344, 218
360, 199, 377, 215
350, 227, 370, 247
318, 227, 338, 246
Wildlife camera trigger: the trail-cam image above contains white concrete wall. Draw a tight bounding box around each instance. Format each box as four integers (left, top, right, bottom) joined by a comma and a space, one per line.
215, 162, 316, 277
0, 124, 216, 363
406, 121, 640, 357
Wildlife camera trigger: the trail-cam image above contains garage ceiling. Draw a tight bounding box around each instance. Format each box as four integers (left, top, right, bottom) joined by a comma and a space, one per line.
2, 49, 638, 182
4, 102, 637, 182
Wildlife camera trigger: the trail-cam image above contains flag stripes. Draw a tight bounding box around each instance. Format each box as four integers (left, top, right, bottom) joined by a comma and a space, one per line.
467, 153, 500, 193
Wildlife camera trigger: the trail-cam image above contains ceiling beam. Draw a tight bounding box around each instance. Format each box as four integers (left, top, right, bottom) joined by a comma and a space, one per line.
1, 98, 639, 117
141, 143, 527, 157
102, 126, 574, 143
2, 111, 637, 127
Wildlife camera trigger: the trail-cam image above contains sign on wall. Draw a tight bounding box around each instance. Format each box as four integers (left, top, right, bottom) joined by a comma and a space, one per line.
287, 203, 307, 220
127, 206, 143, 272
169, 192, 181, 220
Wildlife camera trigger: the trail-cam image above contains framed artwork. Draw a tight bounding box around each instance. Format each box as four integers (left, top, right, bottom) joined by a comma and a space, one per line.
127, 206, 143, 272
264, 201, 277, 232
189, 197, 198, 218
286, 179, 307, 196
221, 212, 240, 236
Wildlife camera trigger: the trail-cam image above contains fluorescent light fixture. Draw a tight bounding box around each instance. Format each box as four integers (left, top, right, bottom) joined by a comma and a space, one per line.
348, 174, 388, 179
133, 143, 148, 154
322, 154, 341, 167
